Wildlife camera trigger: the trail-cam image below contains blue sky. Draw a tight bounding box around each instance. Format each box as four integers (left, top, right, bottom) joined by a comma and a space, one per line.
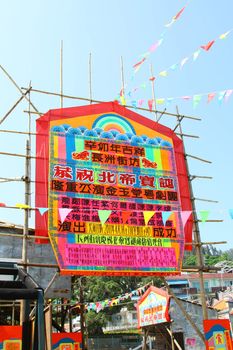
0, 0, 232, 251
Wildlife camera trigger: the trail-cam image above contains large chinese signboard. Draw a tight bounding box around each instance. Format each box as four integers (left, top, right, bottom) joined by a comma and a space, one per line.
137, 286, 170, 327
203, 319, 233, 350
36, 102, 192, 276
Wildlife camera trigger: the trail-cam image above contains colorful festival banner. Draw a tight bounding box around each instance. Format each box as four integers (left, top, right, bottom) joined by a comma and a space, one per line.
0, 326, 22, 350
35, 102, 193, 276
137, 286, 171, 328
203, 319, 233, 350
52, 333, 82, 350
0, 327, 82, 350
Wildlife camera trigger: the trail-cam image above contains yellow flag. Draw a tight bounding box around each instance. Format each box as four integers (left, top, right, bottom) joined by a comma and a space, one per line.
143, 211, 155, 225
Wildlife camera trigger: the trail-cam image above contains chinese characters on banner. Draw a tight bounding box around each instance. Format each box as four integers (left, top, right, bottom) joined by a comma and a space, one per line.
35, 102, 192, 275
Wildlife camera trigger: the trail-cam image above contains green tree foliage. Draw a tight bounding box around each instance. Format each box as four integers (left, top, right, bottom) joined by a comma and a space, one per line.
183, 244, 230, 267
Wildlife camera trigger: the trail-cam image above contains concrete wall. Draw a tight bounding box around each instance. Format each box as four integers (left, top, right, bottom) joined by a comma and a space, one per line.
0, 223, 71, 299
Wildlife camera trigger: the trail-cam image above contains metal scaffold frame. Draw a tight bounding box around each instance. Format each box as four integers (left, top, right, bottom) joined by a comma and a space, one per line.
0, 47, 226, 346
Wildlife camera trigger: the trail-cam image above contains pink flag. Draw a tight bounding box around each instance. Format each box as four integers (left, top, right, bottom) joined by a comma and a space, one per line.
182, 96, 191, 101
138, 99, 145, 106
149, 41, 159, 52
225, 89, 233, 102
201, 40, 215, 51
180, 211, 192, 229
148, 99, 154, 111
59, 208, 72, 223
207, 92, 216, 103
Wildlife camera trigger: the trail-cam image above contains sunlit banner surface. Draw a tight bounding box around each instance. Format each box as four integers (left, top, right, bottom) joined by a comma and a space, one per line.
36, 102, 192, 275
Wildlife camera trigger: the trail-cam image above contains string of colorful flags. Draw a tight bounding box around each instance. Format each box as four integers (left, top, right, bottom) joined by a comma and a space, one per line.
73, 282, 152, 313
132, 2, 190, 75
122, 28, 232, 105
117, 88, 233, 109
1, 203, 233, 224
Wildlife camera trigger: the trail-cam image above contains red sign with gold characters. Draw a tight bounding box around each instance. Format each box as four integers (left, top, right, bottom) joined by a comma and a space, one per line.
203, 319, 233, 350
35, 102, 193, 276
0, 326, 22, 350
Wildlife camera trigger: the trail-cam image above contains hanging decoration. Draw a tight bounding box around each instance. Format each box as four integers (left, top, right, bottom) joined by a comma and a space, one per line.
126, 29, 232, 98
84, 282, 152, 313
117, 88, 233, 109
132, 2, 189, 75
1, 202, 233, 221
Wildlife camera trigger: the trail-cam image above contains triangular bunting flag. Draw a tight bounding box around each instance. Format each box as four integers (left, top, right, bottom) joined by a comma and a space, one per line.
143, 211, 155, 225
121, 211, 132, 224
156, 98, 165, 105
59, 208, 72, 223
182, 96, 191, 101
229, 209, 233, 219
225, 89, 233, 102
38, 208, 49, 216
180, 211, 192, 229
162, 211, 172, 225
15, 203, 30, 209
180, 57, 189, 69
138, 99, 145, 106
120, 96, 126, 106
201, 40, 215, 51
159, 70, 168, 77
149, 41, 160, 52
219, 30, 231, 40
218, 90, 227, 104
148, 99, 154, 111
193, 49, 201, 61
170, 63, 178, 70
98, 210, 112, 225
193, 95, 202, 108
207, 92, 216, 103
173, 6, 186, 20
199, 210, 209, 223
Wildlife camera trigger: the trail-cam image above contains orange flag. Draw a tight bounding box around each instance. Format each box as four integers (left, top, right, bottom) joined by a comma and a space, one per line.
121, 211, 132, 224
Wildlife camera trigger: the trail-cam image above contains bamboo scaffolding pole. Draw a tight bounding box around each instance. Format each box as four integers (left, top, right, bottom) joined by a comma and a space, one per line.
156, 108, 167, 123
150, 63, 158, 121
186, 154, 212, 164
21, 87, 202, 121
120, 56, 125, 98
189, 175, 213, 180
176, 132, 199, 139
194, 197, 218, 203
0, 87, 32, 125
163, 279, 206, 343
0, 127, 200, 140
60, 40, 63, 108
89, 53, 93, 103
0, 231, 226, 246
176, 106, 208, 321
0, 64, 41, 115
